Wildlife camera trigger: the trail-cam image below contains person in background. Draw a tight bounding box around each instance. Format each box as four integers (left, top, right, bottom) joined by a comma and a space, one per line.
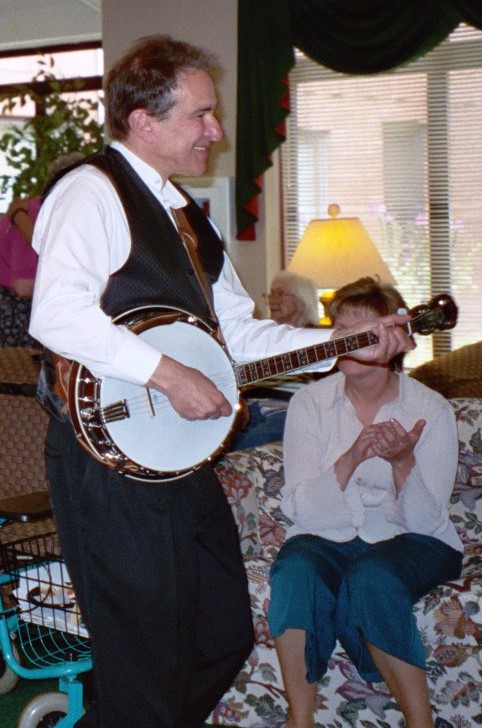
230, 272, 321, 450
0, 196, 40, 299
1, 153, 85, 298
29, 35, 414, 728
0, 196, 42, 346
0, 153, 84, 347
268, 276, 463, 728
266, 271, 320, 327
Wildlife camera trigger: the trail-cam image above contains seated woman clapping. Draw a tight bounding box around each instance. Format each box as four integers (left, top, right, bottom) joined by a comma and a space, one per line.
268, 276, 463, 728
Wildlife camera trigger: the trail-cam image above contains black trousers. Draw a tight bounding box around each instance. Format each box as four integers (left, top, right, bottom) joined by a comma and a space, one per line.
45, 417, 254, 728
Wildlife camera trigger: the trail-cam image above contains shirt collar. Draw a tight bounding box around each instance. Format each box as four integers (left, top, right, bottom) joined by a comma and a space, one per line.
336, 370, 402, 409
110, 141, 187, 210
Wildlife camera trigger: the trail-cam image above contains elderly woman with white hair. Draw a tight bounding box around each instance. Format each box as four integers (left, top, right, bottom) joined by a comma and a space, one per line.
266, 271, 320, 328
230, 272, 320, 451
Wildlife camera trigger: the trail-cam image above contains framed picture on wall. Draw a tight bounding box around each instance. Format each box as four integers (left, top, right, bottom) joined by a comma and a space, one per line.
175, 176, 233, 247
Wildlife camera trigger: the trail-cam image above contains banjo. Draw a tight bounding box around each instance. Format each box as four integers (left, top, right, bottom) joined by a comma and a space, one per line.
65, 293, 457, 483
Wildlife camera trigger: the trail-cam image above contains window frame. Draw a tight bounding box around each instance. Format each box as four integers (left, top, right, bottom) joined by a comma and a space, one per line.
282, 30, 482, 361
0, 40, 103, 114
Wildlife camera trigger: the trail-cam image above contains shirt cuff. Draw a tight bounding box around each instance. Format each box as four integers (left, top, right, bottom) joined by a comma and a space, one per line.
109, 329, 162, 385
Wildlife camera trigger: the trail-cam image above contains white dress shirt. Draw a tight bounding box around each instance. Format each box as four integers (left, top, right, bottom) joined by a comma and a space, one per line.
30, 143, 335, 385
282, 371, 463, 552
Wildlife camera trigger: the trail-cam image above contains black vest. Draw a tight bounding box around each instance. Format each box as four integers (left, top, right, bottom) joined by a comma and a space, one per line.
90, 147, 224, 323
37, 145, 225, 419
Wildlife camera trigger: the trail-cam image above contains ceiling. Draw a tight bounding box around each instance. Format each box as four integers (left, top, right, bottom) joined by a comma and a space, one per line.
0, 0, 102, 52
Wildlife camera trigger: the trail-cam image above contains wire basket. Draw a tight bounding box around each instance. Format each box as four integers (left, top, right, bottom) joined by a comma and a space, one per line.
1, 531, 90, 668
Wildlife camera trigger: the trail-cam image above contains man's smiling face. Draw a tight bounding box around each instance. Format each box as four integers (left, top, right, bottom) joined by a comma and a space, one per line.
142, 68, 224, 180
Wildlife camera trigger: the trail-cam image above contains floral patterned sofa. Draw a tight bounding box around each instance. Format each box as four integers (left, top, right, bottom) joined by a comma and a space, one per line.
209, 397, 482, 728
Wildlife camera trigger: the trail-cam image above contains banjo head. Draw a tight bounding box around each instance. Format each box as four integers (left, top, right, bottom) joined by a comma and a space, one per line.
69, 307, 240, 482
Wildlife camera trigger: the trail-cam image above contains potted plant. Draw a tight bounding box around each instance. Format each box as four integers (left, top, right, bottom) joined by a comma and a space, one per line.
0, 56, 104, 200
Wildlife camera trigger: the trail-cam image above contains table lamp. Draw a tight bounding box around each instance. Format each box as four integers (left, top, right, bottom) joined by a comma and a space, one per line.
287, 204, 395, 325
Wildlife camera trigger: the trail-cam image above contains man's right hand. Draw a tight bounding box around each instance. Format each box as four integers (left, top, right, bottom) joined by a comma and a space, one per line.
147, 355, 232, 421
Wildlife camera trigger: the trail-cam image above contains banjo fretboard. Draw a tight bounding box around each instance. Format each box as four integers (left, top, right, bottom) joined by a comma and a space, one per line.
235, 328, 386, 387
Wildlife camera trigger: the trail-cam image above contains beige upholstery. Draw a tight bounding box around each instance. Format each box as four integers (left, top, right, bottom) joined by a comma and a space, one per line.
409, 341, 482, 398
0, 348, 54, 541
0, 347, 42, 386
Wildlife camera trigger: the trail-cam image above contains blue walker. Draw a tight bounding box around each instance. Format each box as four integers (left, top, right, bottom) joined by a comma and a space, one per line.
0, 492, 92, 727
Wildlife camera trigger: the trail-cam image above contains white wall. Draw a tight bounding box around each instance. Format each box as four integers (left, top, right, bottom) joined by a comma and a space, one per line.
0, 0, 101, 50
102, 0, 280, 314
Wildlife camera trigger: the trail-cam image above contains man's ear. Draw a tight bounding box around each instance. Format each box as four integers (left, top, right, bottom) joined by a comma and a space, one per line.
128, 109, 154, 141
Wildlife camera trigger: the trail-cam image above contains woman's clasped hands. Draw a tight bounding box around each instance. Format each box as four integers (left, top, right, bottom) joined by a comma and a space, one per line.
358, 418, 426, 492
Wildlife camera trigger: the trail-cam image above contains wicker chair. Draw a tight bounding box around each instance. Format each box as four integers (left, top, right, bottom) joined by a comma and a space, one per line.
0, 348, 54, 540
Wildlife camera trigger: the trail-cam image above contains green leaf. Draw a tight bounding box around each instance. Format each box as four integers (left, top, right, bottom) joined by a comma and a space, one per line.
0, 54, 103, 198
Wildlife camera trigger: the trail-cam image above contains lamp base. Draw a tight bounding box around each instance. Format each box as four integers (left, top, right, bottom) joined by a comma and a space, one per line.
319, 289, 335, 327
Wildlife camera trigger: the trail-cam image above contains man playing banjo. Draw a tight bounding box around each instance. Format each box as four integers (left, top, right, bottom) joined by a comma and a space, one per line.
29, 35, 413, 728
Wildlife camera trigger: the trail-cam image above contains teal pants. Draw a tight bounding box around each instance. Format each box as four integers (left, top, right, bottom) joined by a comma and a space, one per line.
268, 533, 462, 682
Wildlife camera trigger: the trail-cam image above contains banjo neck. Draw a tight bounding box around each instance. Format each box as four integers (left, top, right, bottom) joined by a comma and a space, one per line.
234, 322, 410, 388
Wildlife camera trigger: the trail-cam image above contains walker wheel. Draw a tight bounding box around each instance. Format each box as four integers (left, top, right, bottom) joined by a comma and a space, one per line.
0, 643, 21, 694
17, 691, 68, 728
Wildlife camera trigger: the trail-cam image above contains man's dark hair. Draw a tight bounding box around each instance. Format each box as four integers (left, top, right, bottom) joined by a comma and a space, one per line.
105, 34, 217, 140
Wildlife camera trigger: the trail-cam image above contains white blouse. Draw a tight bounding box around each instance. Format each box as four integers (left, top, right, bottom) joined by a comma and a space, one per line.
282, 371, 463, 552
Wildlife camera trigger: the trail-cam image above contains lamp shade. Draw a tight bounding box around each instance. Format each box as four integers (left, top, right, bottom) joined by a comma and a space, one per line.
288, 209, 395, 289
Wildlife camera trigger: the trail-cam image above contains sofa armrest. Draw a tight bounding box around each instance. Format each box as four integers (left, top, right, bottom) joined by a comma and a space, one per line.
216, 441, 288, 560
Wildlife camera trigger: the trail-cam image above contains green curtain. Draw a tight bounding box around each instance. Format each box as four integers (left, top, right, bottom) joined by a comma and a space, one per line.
236, 0, 482, 239
236, 0, 293, 239
290, 0, 459, 75
450, 0, 482, 30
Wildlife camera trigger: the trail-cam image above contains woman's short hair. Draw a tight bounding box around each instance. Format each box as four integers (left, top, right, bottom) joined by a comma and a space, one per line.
272, 271, 319, 327
105, 34, 217, 141
328, 276, 409, 371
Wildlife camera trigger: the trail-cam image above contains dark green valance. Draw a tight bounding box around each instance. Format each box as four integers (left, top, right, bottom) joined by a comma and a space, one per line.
290, 0, 459, 75
235, 0, 293, 239
236, 0, 482, 239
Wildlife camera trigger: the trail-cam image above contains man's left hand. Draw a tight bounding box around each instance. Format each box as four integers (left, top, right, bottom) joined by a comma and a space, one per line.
334, 312, 414, 364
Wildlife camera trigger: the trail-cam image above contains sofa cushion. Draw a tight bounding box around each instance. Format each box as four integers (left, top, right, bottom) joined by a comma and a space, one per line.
450, 397, 482, 454
450, 464, 482, 553
251, 442, 293, 561
409, 342, 482, 398
214, 448, 262, 558
246, 559, 275, 649
447, 399, 482, 551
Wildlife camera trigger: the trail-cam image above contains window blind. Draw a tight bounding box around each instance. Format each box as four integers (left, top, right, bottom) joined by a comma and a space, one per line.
281, 24, 482, 367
